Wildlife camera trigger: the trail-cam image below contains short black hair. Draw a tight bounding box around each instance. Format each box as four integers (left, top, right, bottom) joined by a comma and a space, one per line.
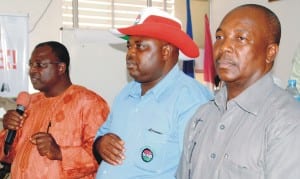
34, 41, 70, 74
237, 4, 281, 45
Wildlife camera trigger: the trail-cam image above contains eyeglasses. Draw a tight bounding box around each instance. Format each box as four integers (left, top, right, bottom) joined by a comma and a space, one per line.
28, 61, 61, 69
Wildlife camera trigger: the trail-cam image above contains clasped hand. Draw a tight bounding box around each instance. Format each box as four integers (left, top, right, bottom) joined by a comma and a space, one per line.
30, 132, 62, 160
3, 110, 62, 160
96, 133, 125, 165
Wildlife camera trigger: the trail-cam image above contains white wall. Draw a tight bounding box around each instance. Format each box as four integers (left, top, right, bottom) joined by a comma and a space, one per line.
0, 0, 128, 106
0, 0, 62, 52
210, 0, 300, 87
61, 29, 128, 106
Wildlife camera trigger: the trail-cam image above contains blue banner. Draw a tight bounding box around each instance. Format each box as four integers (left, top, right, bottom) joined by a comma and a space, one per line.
182, 0, 195, 78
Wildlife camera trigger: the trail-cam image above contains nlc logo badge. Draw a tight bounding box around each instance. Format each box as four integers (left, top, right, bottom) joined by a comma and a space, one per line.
141, 147, 153, 163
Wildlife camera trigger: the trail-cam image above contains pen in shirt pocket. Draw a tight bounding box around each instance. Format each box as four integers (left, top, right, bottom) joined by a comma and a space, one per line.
46, 121, 51, 133
148, 128, 163, 135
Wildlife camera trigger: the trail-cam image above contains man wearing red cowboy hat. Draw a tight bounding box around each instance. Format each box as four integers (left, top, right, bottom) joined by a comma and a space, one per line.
93, 7, 212, 178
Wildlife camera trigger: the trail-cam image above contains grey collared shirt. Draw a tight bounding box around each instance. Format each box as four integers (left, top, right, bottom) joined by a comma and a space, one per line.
177, 73, 300, 179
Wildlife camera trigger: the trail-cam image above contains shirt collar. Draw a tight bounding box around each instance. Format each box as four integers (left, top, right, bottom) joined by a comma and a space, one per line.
215, 73, 275, 115
128, 65, 181, 100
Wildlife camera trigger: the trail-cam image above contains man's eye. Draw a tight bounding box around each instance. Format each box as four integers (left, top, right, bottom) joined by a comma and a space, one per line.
136, 43, 142, 49
39, 63, 47, 68
28, 62, 47, 68
215, 35, 222, 40
238, 36, 246, 41
136, 43, 147, 50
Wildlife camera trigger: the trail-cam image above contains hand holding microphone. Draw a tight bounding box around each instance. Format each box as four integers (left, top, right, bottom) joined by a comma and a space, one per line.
3, 91, 30, 155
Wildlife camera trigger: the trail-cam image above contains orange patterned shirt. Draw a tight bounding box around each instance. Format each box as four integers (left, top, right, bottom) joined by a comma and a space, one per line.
0, 85, 109, 179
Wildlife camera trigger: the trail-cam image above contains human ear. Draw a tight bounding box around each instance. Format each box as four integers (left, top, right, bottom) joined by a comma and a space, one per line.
58, 63, 66, 74
266, 43, 279, 63
162, 44, 171, 60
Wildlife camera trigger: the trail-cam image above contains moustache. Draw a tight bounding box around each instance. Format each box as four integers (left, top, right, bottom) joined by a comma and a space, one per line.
215, 57, 236, 66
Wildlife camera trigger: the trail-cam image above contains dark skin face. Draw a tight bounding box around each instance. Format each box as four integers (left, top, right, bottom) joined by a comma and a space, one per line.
213, 7, 278, 100
126, 36, 176, 95
29, 45, 71, 97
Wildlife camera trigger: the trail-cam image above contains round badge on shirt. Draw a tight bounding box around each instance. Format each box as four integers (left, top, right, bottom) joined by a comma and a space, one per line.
141, 147, 153, 162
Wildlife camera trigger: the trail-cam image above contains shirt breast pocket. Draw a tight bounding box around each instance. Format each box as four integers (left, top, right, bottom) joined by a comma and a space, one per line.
133, 128, 172, 173
219, 158, 263, 179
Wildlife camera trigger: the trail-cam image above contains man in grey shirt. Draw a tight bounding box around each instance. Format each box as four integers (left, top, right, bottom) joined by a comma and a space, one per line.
177, 4, 300, 179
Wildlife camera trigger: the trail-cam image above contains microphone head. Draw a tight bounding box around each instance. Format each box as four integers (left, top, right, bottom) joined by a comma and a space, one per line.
16, 91, 31, 108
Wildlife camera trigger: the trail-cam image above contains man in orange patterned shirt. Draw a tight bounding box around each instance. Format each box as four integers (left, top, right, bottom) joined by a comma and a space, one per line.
0, 41, 109, 178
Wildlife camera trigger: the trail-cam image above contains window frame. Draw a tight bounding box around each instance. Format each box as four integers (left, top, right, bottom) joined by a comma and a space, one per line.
62, 0, 175, 29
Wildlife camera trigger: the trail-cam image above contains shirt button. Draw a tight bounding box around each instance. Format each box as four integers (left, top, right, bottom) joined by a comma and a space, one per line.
219, 124, 225, 130
224, 153, 229, 159
210, 153, 216, 159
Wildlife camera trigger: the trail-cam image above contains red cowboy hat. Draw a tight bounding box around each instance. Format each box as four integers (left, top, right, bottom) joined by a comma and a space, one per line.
111, 7, 199, 58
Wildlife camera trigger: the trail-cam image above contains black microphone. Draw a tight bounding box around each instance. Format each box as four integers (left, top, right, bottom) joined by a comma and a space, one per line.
4, 91, 30, 155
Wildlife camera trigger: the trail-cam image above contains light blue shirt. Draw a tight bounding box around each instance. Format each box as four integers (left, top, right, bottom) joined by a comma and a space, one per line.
95, 65, 212, 179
